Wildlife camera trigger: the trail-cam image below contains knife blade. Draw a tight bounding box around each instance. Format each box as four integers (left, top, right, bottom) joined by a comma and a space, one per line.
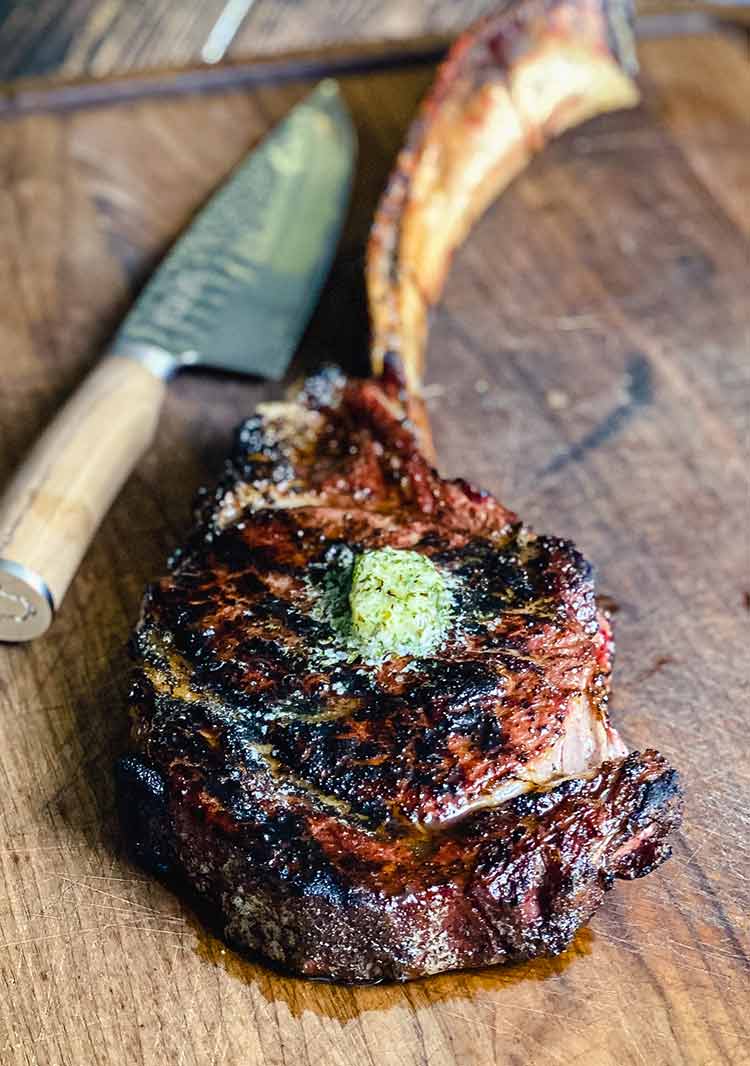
114, 78, 355, 380
0, 79, 355, 643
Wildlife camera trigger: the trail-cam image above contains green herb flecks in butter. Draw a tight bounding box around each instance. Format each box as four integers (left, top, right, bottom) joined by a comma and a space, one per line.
346, 547, 453, 661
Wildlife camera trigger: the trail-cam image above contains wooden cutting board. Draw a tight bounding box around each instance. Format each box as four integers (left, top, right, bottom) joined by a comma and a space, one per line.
0, 32, 748, 1066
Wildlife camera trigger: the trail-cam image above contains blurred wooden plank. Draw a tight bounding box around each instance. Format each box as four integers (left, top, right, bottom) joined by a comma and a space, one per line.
0, 0, 747, 81
0, 0, 227, 80
230, 0, 750, 58
0, 36, 448, 117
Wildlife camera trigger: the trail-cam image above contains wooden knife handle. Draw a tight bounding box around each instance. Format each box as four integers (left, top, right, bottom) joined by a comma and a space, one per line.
0, 355, 166, 642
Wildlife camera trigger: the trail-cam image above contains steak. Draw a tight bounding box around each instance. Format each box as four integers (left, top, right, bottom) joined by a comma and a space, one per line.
117, 367, 681, 982
117, 0, 682, 982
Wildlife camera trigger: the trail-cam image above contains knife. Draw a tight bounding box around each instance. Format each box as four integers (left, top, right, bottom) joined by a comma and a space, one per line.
0, 79, 355, 643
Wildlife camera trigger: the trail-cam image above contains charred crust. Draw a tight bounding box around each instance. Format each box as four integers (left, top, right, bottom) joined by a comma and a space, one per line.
295, 363, 348, 411
115, 755, 174, 876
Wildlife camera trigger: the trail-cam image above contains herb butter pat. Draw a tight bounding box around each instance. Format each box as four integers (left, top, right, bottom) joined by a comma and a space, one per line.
347, 547, 452, 661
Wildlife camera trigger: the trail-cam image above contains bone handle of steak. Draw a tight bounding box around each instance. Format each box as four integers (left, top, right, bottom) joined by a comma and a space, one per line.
366, 0, 640, 456
0, 356, 165, 641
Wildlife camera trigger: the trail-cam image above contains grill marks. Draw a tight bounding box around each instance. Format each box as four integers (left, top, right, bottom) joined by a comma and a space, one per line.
133, 374, 615, 826
122, 369, 681, 979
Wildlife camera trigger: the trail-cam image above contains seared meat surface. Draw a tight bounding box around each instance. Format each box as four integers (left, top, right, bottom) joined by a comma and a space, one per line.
119, 367, 681, 981
119, 0, 682, 981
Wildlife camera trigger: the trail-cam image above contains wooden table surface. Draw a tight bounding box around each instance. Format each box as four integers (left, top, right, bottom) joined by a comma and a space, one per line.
0, 29, 748, 1066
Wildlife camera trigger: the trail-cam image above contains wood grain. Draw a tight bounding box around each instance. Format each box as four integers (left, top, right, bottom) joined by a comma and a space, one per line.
0, 1, 496, 80
0, 33, 748, 1066
0, 0, 228, 80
